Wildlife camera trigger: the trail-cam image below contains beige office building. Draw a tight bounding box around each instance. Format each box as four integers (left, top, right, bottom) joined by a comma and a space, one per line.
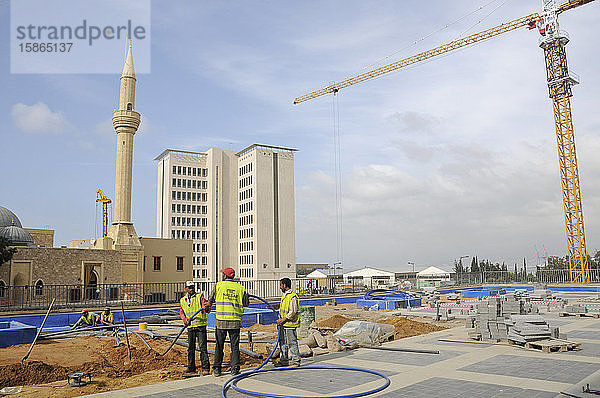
155, 144, 297, 292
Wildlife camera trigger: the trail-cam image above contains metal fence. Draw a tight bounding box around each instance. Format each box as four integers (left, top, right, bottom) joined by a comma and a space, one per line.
452, 268, 600, 286
0, 278, 334, 312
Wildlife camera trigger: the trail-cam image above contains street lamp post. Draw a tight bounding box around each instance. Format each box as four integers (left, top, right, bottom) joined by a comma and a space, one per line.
407, 261, 415, 288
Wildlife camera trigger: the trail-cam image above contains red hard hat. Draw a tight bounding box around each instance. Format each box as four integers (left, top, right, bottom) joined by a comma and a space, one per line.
220, 267, 235, 278
82, 309, 88, 313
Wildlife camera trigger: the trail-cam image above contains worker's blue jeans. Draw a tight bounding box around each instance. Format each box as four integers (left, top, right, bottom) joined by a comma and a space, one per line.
187, 326, 210, 371
214, 328, 240, 372
279, 327, 300, 365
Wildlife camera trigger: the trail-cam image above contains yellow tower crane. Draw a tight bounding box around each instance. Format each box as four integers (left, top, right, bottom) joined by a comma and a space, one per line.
294, 0, 595, 283
96, 189, 112, 238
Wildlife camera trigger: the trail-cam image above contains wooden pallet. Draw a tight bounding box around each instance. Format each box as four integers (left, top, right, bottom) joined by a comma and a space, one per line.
559, 312, 600, 318
522, 338, 581, 353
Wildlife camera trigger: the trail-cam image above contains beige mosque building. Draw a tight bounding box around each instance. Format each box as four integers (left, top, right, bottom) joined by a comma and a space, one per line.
1, 45, 192, 305
1, 43, 297, 305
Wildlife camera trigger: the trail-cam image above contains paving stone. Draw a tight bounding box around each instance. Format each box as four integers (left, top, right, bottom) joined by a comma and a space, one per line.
139, 383, 246, 398
350, 348, 463, 366
459, 354, 600, 384
566, 330, 600, 341
375, 377, 557, 398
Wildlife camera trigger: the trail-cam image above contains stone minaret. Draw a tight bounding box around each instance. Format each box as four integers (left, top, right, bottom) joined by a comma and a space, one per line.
108, 43, 141, 246
104, 43, 143, 282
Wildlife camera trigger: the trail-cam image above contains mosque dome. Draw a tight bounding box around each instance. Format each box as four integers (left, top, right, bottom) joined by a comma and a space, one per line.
0, 206, 23, 228
0, 225, 34, 246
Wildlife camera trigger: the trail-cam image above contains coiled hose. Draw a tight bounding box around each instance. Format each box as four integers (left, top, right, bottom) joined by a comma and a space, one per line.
221, 294, 390, 398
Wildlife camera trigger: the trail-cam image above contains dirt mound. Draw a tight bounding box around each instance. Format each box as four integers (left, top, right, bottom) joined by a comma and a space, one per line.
0, 361, 72, 388
379, 317, 446, 339
317, 315, 352, 331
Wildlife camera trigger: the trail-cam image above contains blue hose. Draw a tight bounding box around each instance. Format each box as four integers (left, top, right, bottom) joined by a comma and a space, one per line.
363, 288, 420, 301
221, 294, 390, 398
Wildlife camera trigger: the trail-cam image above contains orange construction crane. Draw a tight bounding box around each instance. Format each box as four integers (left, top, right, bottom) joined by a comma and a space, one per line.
294, 0, 595, 283
96, 189, 112, 238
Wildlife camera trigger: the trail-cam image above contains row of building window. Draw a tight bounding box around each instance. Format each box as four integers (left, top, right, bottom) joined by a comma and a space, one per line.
193, 256, 207, 265
239, 188, 253, 201
239, 201, 253, 214
240, 254, 254, 265
172, 230, 208, 240
240, 214, 253, 226
173, 165, 208, 177
240, 240, 254, 252
239, 267, 254, 278
149, 256, 184, 272
193, 269, 208, 279
172, 204, 208, 215
239, 175, 252, 189
172, 217, 208, 227
239, 163, 252, 176
172, 178, 208, 190
240, 227, 254, 239
193, 243, 208, 252
172, 191, 208, 202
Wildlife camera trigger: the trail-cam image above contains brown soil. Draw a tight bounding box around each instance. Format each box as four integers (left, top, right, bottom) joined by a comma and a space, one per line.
0, 334, 265, 397
317, 315, 353, 331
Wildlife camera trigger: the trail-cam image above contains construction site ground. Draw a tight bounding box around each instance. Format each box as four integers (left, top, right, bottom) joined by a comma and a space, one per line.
0, 303, 451, 397
77, 308, 600, 398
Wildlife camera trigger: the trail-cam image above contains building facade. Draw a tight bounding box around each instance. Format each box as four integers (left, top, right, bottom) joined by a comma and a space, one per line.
155, 144, 297, 291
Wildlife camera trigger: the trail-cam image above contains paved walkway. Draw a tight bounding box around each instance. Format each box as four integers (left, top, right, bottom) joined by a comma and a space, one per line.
84, 313, 600, 398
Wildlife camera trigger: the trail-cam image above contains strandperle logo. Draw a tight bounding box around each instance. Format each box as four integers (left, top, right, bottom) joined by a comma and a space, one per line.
15, 20, 147, 46
10, 0, 151, 74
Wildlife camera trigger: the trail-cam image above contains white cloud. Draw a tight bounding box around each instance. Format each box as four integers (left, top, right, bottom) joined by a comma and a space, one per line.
11, 102, 67, 134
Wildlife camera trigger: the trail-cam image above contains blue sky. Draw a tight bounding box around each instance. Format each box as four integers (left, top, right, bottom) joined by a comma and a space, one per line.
1, 0, 599, 272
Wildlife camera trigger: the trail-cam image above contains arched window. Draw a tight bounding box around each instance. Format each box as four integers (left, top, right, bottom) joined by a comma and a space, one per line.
127, 103, 133, 110
35, 280, 43, 296
0, 280, 5, 298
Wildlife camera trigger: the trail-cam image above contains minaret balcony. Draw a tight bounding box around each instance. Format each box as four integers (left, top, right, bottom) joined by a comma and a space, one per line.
112, 109, 141, 131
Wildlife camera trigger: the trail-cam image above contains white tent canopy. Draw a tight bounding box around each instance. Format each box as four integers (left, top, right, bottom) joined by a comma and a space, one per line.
305, 269, 328, 279
344, 267, 395, 278
343, 267, 395, 286
417, 266, 450, 278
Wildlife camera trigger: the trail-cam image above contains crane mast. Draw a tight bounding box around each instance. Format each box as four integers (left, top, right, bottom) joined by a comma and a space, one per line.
96, 189, 112, 238
294, 0, 595, 283
540, 0, 589, 283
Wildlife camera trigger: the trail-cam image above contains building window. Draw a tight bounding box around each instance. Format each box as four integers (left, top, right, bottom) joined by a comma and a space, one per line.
201, 256, 207, 265
201, 269, 207, 278
173, 165, 177, 174
171, 217, 175, 226
176, 257, 184, 271
153, 256, 161, 271
201, 243, 207, 252
178, 166, 182, 174
171, 204, 176, 212
193, 168, 196, 176
35, 280, 44, 296
172, 191, 176, 200
183, 167, 187, 175
127, 103, 132, 110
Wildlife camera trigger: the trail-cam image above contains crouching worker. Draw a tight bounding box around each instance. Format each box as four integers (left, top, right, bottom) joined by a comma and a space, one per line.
180, 281, 211, 376
71, 309, 98, 329
100, 307, 114, 326
274, 277, 301, 367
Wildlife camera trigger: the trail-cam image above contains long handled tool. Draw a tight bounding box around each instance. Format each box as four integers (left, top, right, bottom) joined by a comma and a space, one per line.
22, 298, 55, 362
121, 301, 132, 361
157, 307, 205, 356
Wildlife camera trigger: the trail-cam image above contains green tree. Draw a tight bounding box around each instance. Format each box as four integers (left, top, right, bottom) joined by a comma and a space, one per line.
0, 236, 17, 265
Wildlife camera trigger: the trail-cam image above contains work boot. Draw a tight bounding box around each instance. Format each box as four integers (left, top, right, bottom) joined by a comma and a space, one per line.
273, 361, 289, 368
213, 368, 222, 377
184, 368, 196, 375
231, 368, 240, 376
201, 369, 210, 376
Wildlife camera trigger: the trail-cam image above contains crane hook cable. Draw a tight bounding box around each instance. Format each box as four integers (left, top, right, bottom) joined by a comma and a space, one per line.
221, 294, 391, 398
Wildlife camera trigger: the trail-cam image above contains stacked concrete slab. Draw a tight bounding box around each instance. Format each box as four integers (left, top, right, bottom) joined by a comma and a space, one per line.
472, 294, 539, 342
506, 315, 552, 344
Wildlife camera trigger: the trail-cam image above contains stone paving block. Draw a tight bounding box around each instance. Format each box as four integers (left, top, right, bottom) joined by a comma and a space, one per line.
139, 383, 246, 398
566, 330, 600, 341
459, 354, 600, 384
375, 377, 557, 398
350, 348, 463, 366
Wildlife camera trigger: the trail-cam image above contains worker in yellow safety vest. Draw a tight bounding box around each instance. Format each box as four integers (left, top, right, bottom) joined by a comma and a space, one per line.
71, 309, 98, 329
100, 307, 114, 326
180, 281, 211, 376
207, 267, 249, 377
274, 277, 301, 367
